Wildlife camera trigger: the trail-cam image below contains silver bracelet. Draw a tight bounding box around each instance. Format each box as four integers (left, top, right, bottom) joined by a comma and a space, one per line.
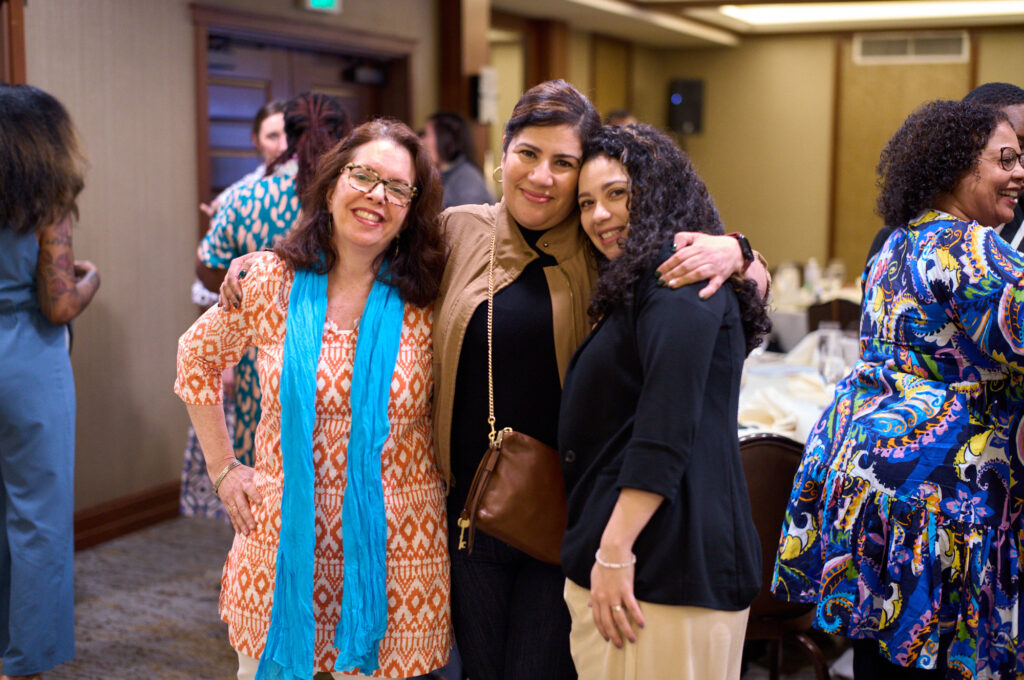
595, 549, 637, 569
213, 459, 243, 495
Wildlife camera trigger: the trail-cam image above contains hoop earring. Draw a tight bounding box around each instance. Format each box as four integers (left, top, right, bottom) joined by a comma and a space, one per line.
492, 166, 503, 183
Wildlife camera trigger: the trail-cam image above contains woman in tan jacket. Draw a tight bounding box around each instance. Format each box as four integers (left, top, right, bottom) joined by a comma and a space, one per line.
223, 80, 766, 679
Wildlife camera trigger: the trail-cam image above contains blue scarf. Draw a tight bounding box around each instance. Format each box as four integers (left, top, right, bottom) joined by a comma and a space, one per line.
256, 264, 404, 680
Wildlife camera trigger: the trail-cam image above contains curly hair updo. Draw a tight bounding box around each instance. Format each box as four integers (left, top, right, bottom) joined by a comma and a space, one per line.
583, 124, 770, 354
877, 100, 1007, 227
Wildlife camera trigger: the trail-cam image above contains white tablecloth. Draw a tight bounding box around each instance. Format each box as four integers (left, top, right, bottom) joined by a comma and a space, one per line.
738, 348, 837, 444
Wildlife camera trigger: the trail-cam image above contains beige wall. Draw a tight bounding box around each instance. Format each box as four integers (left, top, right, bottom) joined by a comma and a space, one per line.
644, 37, 836, 270
568, 30, 592, 101
24, 0, 438, 510
976, 28, 1024, 87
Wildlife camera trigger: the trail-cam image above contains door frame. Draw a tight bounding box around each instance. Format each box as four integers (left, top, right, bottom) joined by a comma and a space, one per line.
190, 3, 416, 240
1, 0, 26, 84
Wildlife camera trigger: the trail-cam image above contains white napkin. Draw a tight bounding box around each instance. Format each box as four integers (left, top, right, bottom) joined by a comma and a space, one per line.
738, 387, 799, 436
786, 373, 834, 407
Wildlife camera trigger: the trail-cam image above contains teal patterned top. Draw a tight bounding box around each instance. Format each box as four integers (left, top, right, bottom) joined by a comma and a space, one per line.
198, 161, 299, 464
773, 210, 1024, 678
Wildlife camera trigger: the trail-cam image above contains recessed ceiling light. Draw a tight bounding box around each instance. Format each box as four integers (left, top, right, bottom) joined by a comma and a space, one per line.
720, 1, 1024, 25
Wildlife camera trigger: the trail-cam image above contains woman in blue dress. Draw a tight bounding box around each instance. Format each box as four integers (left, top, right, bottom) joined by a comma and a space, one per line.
196, 92, 350, 468
772, 100, 1024, 678
0, 84, 101, 680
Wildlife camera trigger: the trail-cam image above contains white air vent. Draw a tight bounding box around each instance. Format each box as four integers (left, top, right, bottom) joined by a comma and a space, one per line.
853, 31, 968, 65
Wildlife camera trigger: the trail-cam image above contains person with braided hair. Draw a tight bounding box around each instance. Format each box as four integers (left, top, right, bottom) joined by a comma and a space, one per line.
196, 92, 351, 469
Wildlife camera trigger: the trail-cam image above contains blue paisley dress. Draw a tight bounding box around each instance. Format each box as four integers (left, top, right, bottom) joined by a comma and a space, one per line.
772, 210, 1024, 678
198, 160, 299, 466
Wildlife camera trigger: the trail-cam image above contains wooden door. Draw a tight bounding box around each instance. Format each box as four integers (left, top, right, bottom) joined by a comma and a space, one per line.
831, 36, 970, 277
203, 38, 385, 203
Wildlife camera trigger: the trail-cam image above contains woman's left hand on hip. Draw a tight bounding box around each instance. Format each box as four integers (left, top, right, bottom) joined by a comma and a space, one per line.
589, 560, 645, 647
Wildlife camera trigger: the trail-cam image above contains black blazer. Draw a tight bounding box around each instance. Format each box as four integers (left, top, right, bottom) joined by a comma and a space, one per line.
558, 255, 760, 610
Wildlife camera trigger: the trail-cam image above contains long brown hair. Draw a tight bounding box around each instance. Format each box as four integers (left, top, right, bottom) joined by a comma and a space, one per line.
0, 84, 86, 234
275, 118, 446, 307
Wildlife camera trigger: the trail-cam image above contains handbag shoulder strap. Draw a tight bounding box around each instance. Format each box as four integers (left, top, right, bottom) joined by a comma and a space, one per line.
486, 224, 502, 447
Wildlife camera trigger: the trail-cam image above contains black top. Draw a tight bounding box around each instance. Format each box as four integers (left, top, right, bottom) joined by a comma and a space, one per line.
448, 225, 563, 519
558, 248, 760, 610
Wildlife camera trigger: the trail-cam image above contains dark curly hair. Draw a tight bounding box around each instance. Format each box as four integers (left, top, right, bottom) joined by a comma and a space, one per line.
0, 84, 85, 235
275, 118, 445, 307
963, 82, 1024, 108
583, 124, 770, 354
877, 100, 1007, 227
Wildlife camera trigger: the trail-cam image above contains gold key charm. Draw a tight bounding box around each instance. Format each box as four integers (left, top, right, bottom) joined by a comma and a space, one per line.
457, 516, 470, 550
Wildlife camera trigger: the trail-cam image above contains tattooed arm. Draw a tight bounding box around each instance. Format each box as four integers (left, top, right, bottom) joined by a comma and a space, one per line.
35, 217, 101, 324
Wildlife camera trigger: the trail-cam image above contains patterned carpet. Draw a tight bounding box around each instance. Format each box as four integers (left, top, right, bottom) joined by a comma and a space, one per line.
52, 517, 237, 680
39, 516, 839, 680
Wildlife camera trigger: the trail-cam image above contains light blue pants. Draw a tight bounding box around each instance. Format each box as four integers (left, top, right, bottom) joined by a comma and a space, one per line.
0, 311, 75, 675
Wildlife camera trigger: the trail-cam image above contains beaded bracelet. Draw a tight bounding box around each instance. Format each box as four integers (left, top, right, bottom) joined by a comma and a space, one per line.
213, 459, 243, 495
595, 549, 637, 569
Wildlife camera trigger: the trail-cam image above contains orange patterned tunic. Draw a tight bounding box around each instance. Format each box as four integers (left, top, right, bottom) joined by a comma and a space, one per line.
174, 253, 451, 677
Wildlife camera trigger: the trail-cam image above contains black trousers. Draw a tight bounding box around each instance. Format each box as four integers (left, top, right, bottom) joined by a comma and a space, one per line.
853, 638, 947, 679
449, 527, 577, 680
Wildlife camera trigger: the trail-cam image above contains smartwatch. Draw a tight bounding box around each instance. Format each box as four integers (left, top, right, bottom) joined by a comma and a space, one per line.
727, 232, 755, 273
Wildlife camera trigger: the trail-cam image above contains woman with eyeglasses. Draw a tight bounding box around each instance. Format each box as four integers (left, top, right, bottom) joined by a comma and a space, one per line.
176, 119, 451, 679
773, 100, 1024, 678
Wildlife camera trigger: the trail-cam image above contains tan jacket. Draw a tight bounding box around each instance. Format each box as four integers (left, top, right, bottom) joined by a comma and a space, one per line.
432, 200, 598, 486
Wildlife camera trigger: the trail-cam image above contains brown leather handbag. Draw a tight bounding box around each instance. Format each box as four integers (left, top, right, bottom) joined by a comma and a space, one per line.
456, 225, 568, 566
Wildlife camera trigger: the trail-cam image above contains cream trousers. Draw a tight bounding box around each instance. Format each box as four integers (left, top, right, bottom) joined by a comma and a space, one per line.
236, 650, 386, 680
564, 579, 749, 680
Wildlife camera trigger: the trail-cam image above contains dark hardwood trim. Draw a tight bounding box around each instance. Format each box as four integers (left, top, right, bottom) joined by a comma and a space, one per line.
194, 20, 211, 242
1, 0, 26, 85
190, 3, 415, 58
968, 28, 979, 89
74, 480, 182, 551
826, 35, 843, 261
626, 41, 635, 112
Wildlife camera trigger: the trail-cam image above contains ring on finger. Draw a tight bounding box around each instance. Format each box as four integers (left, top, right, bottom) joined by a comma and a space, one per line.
611, 604, 623, 612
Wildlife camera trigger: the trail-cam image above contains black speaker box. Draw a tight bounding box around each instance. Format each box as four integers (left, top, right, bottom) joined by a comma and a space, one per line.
668, 79, 703, 134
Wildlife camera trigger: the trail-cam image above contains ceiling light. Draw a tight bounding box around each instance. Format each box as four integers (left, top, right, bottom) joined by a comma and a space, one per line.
720, 1, 1024, 26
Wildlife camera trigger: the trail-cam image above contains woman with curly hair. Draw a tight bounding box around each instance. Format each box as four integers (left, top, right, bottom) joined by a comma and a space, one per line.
773, 100, 1024, 678
558, 124, 770, 680
177, 119, 450, 679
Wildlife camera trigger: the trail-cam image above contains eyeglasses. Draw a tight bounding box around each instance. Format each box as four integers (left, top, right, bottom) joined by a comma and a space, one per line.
998, 147, 1024, 172
343, 164, 418, 207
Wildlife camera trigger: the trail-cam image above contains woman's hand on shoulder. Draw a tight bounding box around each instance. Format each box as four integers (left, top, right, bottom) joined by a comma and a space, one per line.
656, 232, 743, 299
218, 251, 266, 311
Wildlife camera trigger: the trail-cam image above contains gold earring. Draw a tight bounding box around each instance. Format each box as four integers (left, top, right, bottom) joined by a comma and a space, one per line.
391, 236, 400, 260
492, 166, 503, 183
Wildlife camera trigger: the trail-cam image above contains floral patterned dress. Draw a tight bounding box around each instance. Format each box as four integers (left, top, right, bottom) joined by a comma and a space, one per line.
198, 161, 300, 466
772, 211, 1024, 678
175, 253, 451, 676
